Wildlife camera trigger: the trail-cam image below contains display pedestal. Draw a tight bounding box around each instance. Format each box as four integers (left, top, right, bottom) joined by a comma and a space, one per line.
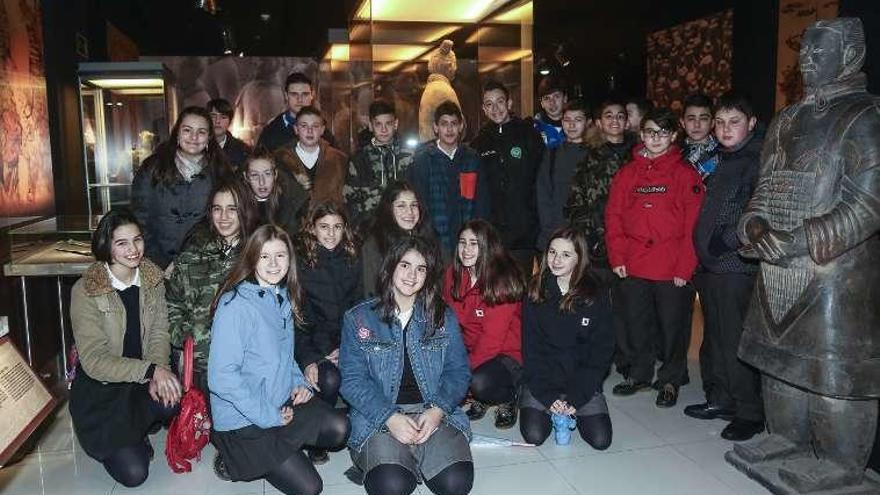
726, 449, 880, 495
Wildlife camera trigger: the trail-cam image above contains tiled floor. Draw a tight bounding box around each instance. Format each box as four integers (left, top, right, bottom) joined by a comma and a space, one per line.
1, 365, 775, 495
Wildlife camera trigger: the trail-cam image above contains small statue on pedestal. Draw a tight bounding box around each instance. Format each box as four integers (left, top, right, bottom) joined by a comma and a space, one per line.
728, 17, 880, 494
418, 39, 462, 142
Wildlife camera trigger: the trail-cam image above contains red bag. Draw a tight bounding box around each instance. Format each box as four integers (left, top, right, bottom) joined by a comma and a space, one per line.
165, 336, 211, 473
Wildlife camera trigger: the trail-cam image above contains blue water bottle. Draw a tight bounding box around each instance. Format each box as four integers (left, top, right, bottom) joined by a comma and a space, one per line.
551, 413, 576, 445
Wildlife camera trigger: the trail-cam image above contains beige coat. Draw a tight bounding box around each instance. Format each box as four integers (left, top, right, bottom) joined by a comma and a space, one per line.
70, 259, 171, 383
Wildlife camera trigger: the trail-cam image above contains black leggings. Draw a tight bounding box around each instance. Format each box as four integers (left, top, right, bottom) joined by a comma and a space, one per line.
103, 398, 178, 487
470, 356, 518, 405
519, 408, 612, 450
264, 408, 350, 495
364, 461, 474, 495
315, 360, 342, 406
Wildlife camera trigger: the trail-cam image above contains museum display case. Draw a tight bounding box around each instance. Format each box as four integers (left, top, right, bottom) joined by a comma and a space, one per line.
78, 62, 178, 218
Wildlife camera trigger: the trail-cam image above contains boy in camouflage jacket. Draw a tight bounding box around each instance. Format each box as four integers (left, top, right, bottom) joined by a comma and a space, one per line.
564, 99, 638, 268
344, 100, 413, 230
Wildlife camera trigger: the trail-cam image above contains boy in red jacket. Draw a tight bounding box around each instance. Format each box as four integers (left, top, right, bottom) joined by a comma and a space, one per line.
605, 107, 704, 408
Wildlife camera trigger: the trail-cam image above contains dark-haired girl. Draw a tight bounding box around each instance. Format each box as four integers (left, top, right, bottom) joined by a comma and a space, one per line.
208, 225, 349, 495
361, 180, 437, 297
519, 227, 614, 450
341, 236, 473, 495
295, 200, 363, 464
243, 148, 308, 237
443, 219, 524, 430
166, 179, 256, 479
69, 209, 180, 487
132, 106, 233, 270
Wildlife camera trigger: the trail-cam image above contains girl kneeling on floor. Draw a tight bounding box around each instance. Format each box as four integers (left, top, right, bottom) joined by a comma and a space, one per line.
443, 219, 525, 430
341, 236, 474, 495
295, 200, 363, 463
519, 227, 615, 450
208, 224, 349, 495
69, 208, 180, 487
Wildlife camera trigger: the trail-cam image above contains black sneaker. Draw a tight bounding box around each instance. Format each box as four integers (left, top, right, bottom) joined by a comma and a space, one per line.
612, 378, 653, 396
143, 438, 154, 461
308, 449, 330, 465
466, 400, 488, 421
494, 401, 518, 429
655, 383, 679, 408
213, 452, 231, 481
344, 465, 365, 485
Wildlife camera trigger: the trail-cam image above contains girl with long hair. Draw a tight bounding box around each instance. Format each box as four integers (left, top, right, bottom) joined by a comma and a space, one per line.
519, 227, 615, 450
131, 106, 234, 269
166, 178, 256, 479
69, 209, 180, 487
443, 219, 525, 430
294, 200, 362, 464
340, 236, 473, 495
360, 180, 437, 297
208, 225, 349, 494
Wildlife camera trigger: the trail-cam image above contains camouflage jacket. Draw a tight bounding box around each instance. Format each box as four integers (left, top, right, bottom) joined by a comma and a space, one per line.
166, 223, 241, 370
564, 135, 637, 266
344, 137, 414, 229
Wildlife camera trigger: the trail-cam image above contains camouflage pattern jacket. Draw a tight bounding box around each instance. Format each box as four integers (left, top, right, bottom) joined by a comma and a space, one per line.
344, 137, 414, 229
564, 134, 637, 267
166, 223, 241, 370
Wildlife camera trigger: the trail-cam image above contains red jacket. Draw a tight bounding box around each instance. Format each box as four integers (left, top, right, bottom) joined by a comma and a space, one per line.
442, 267, 522, 369
604, 144, 704, 281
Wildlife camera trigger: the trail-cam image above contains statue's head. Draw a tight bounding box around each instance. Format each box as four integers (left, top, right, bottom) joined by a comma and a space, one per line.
800, 17, 866, 88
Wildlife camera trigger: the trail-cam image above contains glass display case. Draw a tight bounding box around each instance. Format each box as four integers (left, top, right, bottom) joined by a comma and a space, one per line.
5, 216, 96, 277
321, 0, 534, 146
78, 62, 178, 218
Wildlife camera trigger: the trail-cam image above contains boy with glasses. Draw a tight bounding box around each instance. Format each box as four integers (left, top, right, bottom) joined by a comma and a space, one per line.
605, 107, 703, 408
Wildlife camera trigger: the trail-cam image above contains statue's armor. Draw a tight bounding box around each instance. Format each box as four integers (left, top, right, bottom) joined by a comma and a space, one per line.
738, 84, 880, 398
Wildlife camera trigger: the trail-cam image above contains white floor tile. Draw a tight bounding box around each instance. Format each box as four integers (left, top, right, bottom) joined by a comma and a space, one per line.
673, 438, 772, 495
470, 461, 579, 495
551, 446, 743, 495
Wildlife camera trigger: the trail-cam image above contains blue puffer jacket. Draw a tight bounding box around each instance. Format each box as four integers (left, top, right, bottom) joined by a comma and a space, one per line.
208, 280, 309, 431
340, 298, 472, 451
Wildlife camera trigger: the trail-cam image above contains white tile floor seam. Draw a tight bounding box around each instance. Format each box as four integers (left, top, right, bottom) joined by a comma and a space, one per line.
1, 364, 795, 494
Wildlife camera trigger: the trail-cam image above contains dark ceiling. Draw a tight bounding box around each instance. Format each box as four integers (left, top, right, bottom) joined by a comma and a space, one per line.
98, 0, 361, 57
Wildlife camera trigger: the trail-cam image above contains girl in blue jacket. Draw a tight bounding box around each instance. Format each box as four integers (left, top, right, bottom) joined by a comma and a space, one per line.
340, 235, 473, 495
208, 224, 349, 494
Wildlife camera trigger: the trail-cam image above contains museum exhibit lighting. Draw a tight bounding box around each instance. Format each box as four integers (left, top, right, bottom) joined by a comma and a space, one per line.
354, 0, 509, 23
83, 78, 165, 89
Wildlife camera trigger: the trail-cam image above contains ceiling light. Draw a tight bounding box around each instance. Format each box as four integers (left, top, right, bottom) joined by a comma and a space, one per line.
85, 78, 165, 89
490, 1, 532, 23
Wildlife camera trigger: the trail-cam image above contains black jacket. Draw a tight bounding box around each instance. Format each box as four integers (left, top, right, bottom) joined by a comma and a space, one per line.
221, 134, 251, 171
470, 117, 544, 252
295, 246, 363, 367
536, 141, 588, 250
522, 276, 615, 409
694, 132, 762, 274
131, 154, 219, 268
257, 111, 337, 152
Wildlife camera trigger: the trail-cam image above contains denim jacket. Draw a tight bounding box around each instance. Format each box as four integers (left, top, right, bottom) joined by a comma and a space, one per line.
208, 281, 309, 431
340, 298, 472, 451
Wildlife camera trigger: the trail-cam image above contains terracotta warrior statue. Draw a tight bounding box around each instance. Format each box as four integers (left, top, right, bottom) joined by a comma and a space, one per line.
728, 17, 880, 494
418, 39, 462, 141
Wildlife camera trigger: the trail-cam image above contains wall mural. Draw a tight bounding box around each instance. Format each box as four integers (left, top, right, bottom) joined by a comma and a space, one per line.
645, 9, 734, 113
143, 56, 321, 148
0, 0, 54, 217
775, 0, 839, 111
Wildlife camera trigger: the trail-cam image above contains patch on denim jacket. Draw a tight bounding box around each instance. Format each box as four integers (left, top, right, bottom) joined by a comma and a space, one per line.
357, 327, 372, 340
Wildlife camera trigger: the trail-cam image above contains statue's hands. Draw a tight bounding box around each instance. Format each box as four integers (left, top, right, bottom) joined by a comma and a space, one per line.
745, 216, 771, 244
750, 226, 808, 266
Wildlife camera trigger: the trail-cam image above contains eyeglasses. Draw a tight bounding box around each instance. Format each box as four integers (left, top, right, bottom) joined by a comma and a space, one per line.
642, 128, 673, 139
